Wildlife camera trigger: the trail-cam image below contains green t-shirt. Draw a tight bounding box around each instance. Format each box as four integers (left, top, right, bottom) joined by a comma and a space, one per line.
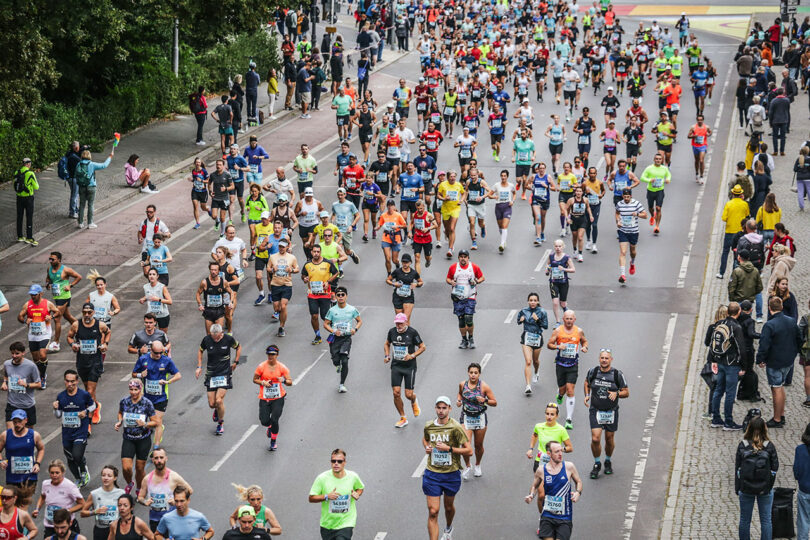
687, 46, 701, 65
332, 95, 353, 116
653, 57, 669, 71
640, 164, 671, 192
663, 45, 675, 60
533, 422, 570, 462
670, 55, 683, 75
325, 304, 360, 335
424, 418, 468, 473
309, 470, 365, 530
294, 154, 318, 183
513, 138, 535, 165
654, 121, 674, 147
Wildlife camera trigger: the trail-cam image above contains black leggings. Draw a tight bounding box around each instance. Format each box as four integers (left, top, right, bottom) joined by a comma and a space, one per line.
738, 105, 746, 127
63, 440, 88, 479
16, 196, 34, 239
586, 203, 601, 243
330, 336, 352, 384
195, 114, 206, 143
259, 397, 286, 435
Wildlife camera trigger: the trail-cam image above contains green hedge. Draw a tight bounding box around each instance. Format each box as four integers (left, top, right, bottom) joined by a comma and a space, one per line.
0, 30, 278, 180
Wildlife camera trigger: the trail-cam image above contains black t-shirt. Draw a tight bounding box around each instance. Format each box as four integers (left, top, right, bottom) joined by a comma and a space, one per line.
587, 367, 627, 411
601, 96, 620, 114
386, 326, 423, 362
369, 160, 392, 184
390, 267, 420, 300
222, 528, 272, 540
129, 329, 169, 353
200, 334, 239, 376
623, 126, 642, 146
210, 171, 232, 201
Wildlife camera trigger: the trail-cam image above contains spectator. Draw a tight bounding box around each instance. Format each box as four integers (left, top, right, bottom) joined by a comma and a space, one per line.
369, 24, 382, 66
75, 149, 114, 230
729, 161, 754, 201
757, 296, 803, 427
767, 244, 796, 294
766, 222, 796, 264
799, 301, 810, 409
285, 9, 298, 42
357, 23, 372, 56
767, 88, 790, 155
266, 68, 279, 118
756, 192, 781, 245
702, 305, 729, 417
784, 41, 801, 79
125, 154, 157, 194
211, 95, 234, 155
296, 35, 312, 60
190, 86, 207, 146
708, 302, 746, 429
729, 250, 763, 305
735, 417, 778, 540
795, 146, 810, 210
737, 300, 762, 401
767, 17, 783, 57
330, 35, 345, 96
280, 34, 295, 63
737, 47, 754, 78
14, 157, 39, 245
769, 277, 799, 320
782, 68, 798, 103
794, 423, 810, 536
245, 62, 260, 124
283, 58, 297, 111
312, 61, 327, 111
750, 160, 771, 217
65, 142, 82, 219
718, 185, 750, 278
297, 59, 315, 119
231, 74, 245, 126
747, 95, 766, 136
357, 53, 371, 97
228, 91, 242, 145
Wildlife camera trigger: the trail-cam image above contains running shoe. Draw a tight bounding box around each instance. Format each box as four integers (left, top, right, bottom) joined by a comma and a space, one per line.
338, 384, 348, 393
459, 337, 469, 349
559, 229, 566, 237
629, 263, 636, 275
723, 422, 744, 431
649, 213, 655, 225
591, 244, 597, 253
27, 239, 39, 246
540, 233, 545, 243
474, 465, 482, 477
471, 240, 478, 250
215, 423, 224, 435
654, 227, 659, 235
618, 274, 626, 284
534, 237, 541, 246
193, 223, 201, 230
604, 460, 613, 475
48, 342, 60, 352
577, 253, 583, 262
78, 470, 91, 488
498, 244, 504, 253
241, 213, 247, 223
254, 294, 265, 305
92, 402, 101, 424
461, 467, 472, 481
269, 439, 277, 451
585, 241, 592, 251
446, 249, 452, 258
362, 235, 368, 242
564, 419, 573, 430
525, 385, 533, 395
17, 237, 25, 243
124, 482, 135, 495
532, 373, 539, 383
412, 399, 421, 417
556, 394, 563, 405
395, 417, 408, 428
435, 241, 442, 249
277, 327, 286, 337
350, 252, 359, 264
590, 462, 601, 479
467, 337, 476, 349
521, 191, 526, 200
441, 527, 453, 540
41, 374, 47, 389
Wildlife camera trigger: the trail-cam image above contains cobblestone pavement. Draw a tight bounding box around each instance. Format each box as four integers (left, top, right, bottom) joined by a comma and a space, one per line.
664, 36, 810, 540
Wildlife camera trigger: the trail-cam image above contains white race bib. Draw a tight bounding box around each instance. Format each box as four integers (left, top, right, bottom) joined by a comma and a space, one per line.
80, 339, 97, 354
431, 448, 452, 466
61, 411, 80, 428
396, 284, 412, 297
560, 343, 578, 358
525, 332, 542, 347
145, 379, 162, 395
123, 412, 146, 427
329, 495, 350, 513
464, 414, 485, 430
543, 494, 565, 514
210, 375, 228, 388
262, 383, 281, 399
596, 410, 615, 424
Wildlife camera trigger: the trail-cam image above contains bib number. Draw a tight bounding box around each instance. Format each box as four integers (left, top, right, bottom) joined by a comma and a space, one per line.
587, 193, 599, 205
551, 267, 565, 280
10, 456, 32, 475
561, 343, 578, 358
652, 177, 664, 189
151, 493, 168, 511
329, 495, 350, 513
431, 448, 452, 466
392, 344, 408, 361
210, 375, 228, 388
145, 379, 162, 395
123, 412, 146, 427
464, 414, 485, 430
262, 383, 281, 399
596, 410, 615, 424
80, 339, 97, 354
207, 294, 223, 308
525, 332, 542, 347
534, 187, 548, 199
578, 135, 589, 145
30, 322, 45, 336
62, 412, 80, 428
543, 494, 565, 514
620, 215, 634, 228
396, 284, 412, 297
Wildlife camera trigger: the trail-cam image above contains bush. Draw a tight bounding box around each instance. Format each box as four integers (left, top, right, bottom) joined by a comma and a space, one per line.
0, 30, 278, 179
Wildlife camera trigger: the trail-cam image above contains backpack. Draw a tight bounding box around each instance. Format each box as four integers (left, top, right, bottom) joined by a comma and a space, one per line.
57, 156, 69, 181
286, 10, 297, 28
737, 236, 765, 269
586, 366, 621, 390
709, 320, 735, 361
74, 161, 92, 187
189, 93, 204, 114
13, 169, 28, 194
750, 108, 765, 133
741, 407, 761, 433
738, 438, 773, 495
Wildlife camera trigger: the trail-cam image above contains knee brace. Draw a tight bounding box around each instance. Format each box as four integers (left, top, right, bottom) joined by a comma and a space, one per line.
464, 314, 474, 327
458, 315, 467, 328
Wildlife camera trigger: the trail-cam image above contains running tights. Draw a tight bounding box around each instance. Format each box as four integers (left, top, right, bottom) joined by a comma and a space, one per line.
259, 397, 286, 435
63, 440, 88, 479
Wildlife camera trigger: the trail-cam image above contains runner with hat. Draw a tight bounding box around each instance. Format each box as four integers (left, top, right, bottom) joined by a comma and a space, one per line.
268, 237, 299, 337
253, 345, 291, 451
384, 313, 425, 428
17, 285, 59, 389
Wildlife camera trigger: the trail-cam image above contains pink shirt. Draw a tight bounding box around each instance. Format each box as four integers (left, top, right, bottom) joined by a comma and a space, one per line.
125, 162, 141, 186
41, 478, 82, 526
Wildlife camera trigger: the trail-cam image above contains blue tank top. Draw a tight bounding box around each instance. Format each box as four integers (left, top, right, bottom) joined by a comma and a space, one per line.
550, 125, 563, 145
5, 428, 37, 484
541, 463, 573, 521
548, 254, 570, 284
612, 171, 631, 195
532, 174, 550, 202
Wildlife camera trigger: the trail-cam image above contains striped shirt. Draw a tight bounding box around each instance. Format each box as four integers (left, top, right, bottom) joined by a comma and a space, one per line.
616, 199, 644, 233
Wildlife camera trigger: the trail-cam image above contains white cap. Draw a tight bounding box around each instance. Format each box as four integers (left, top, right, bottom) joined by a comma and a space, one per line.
304, 187, 314, 195
607, 86, 614, 91
260, 211, 271, 219
435, 395, 452, 406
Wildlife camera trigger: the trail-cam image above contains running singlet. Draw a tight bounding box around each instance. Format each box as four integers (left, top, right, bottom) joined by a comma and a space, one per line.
26, 298, 51, 341
48, 265, 70, 300
0, 507, 25, 540
460, 381, 487, 417
146, 469, 173, 522
692, 125, 708, 147
554, 325, 582, 367
541, 463, 573, 521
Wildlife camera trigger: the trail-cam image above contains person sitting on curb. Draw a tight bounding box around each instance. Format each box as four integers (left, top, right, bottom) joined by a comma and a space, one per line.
125, 154, 158, 194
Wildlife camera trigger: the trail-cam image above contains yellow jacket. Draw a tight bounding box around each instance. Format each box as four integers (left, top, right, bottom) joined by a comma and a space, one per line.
756, 206, 781, 231
721, 198, 749, 234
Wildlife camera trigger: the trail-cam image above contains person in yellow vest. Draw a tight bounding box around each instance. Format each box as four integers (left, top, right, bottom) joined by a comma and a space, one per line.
15, 158, 40, 246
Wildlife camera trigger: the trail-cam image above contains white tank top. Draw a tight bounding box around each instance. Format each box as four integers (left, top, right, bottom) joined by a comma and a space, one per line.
452, 263, 478, 299
89, 291, 114, 323
143, 283, 169, 318
299, 199, 320, 227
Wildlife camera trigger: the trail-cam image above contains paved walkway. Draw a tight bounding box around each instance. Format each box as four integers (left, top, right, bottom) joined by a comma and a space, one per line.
0, 16, 398, 257
663, 21, 810, 539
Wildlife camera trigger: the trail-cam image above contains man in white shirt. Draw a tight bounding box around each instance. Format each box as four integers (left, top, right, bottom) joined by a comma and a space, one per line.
263, 167, 296, 207
138, 204, 171, 276
394, 119, 417, 164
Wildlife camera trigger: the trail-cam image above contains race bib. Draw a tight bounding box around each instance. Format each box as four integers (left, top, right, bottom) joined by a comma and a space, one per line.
417, 102, 427, 111
51, 283, 61, 296
615, 179, 627, 191
61, 411, 80, 428
210, 375, 228, 388
560, 343, 578, 358
207, 294, 223, 308
695, 135, 705, 145
250, 164, 259, 174
578, 135, 590, 145
229, 168, 238, 179
98, 504, 118, 525
10, 456, 32, 475
671, 103, 681, 111
30, 321, 45, 336
657, 132, 669, 141
80, 339, 97, 354
426, 139, 438, 150
123, 412, 146, 427
498, 190, 510, 202
329, 495, 350, 513
543, 494, 565, 514
446, 190, 459, 201
403, 187, 417, 199
491, 118, 502, 128
392, 344, 408, 361
298, 171, 309, 181
414, 218, 426, 231
559, 179, 570, 190
377, 172, 388, 183
652, 177, 664, 189
444, 106, 455, 116
8, 377, 25, 393
573, 202, 585, 213
459, 147, 472, 158
587, 193, 599, 205
431, 448, 452, 466
335, 321, 352, 334
464, 414, 485, 430
525, 332, 542, 347
151, 493, 168, 511
518, 151, 530, 161
396, 284, 412, 297
275, 262, 288, 277
262, 383, 281, 399
620, 214, 634, 228
604, 138, 615, 147
145, 379, 162, 395
596, 410, 615, 424
551, 267, 565, 280
45, 504, 60, 523
452, 283, 469, 298
94, 306, 107, 320
421, 171, 431, 180
534, 187, 548, 199
149, 300, 162, 313
336, 214, 349, 229
431, 114, 441, 124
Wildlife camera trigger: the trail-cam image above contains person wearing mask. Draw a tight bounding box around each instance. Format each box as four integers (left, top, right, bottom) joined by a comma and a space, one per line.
14, 158, 39, 245
735, 417, 778, 540
74, 149, 114, 230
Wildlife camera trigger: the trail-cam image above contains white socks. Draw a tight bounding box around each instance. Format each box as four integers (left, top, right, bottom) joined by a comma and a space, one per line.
566, 396, 575, 420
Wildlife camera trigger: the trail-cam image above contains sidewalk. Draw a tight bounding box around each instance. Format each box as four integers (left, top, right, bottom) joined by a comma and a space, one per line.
663, 21, 810, 538
0, 15, 398, 258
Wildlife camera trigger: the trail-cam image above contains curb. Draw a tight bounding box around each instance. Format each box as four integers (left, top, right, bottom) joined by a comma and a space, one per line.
0, 50, 408, 263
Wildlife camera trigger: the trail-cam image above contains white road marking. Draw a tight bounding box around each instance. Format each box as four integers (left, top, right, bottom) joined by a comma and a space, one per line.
210, 424, 259, 471
480, 353, 493, 369
503, 309, 517, 324
676, 62, 733, 288
623, 313, 678, 539
374, 534, 387, 540
42, 427, 62, 446
293, 351, 327, 385
412, 455, 428, 478
534, 249, 551, 272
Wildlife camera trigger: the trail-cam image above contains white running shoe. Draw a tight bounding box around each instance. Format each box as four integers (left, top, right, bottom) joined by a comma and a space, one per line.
559, 228, 566, 237
47, 342, 60, 352
474, 465, 482, 477
585, 241, 592, 251
338, 384, 347, 393
532, 374, 539, 383
591, 244, 598, 253
524, 385, 532, 395
461, 467, 472, 481
87, 223, 97, 229
577, 253, 584, 262
440, 527, 453, 540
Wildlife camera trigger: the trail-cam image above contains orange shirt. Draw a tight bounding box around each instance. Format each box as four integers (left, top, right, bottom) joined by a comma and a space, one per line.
344, 87, 357, 109
664, 84, 682, 106
254, 361, 291, 401
377, 211, 407, 244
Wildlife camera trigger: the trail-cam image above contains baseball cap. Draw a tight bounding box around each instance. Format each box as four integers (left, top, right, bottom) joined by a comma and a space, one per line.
237, 505, 256, 518
319, 210, 330, 218
10, 409, 27, 421
401, 253, 412, 262
265, 344, 280, 355
22, 158, 31, 164
277, 193, 289, 202
230, 143, 239, 149
435, 396, 452, 406
387, 102, 396, 108
608, 86, 614, 91
304, 187, 314, 195
458, 249, 470, 257
28, 284, 43, 295
522, 97, 529, 103
337, 187, 347, 194
437, 170, 446, 177
394, 313, 409, 323
82, 302, 95, 311
260, 211, 271, 220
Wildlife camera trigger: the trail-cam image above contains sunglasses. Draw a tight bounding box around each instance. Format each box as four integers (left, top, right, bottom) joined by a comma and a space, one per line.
546, 402, 559, 409
600, 348, 612, 353
336, 293, 347, 297
0, 495, 14, 500
331, 459, 345, 464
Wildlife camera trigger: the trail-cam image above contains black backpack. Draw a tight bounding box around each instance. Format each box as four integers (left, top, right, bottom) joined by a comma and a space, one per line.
742, 407, 761, 432
586, 366, 622, 390
13, 169, 28, 194
709, 320, 735, 361
738, 439, 773, 495
738, 236, 765, 269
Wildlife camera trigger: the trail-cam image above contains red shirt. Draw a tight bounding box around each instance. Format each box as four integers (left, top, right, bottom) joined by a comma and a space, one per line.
425, 68, 442, 88
412, 210, 433, 243
470, 48, 482, 61
420, 130, 444, 151
342, 165, 365, 193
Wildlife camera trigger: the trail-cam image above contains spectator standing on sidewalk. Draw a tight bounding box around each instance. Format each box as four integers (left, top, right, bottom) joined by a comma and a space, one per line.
312, 60, 327, 111
211, 95, 234, 155
708, 301, 746, 430
75, 149, 113, 229
794, 146, 810, 210
800, 302, 810, 408
283, 57, 297, 111
768, 88, 790, 156
737, 300, 762, 402
736, 220, 767, 320
245, 62, 260, 125
718, 185, 749, 279
766, 223, 796, 264
65, 142, 82, 219
767, 18, 783, 57
190, 86, 208, 146
735, 416, 778, 540
231, 75, 245, 125
15, 158, 39, 245
794, 423, 810, 537
767, 244, 795, 294
228, 91, 242, 145
297, 59, 315, 119
757, 296, 803, 428
729, 161, 754, 201
728, 251, 763, 307
266, 68, 279, 118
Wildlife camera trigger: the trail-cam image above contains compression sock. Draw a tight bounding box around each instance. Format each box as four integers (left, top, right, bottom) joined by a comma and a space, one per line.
594, 457, 601, 464
604, 456, 611, 462
620, 266, 625, 275
500, 229, 508, 244
560, 214, 566, 228
565, 396, 575, 419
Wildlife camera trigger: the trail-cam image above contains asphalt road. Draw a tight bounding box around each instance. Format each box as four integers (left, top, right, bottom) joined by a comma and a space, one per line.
0, 23, 740, 540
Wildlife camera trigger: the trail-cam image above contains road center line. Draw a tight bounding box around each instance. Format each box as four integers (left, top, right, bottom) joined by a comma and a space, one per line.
503, 310, 517, 324
373, 534, 387, 540
480, 353, 493, 369
534, 249, 551, 272
412, 455, 428, 478
42, 427, 62, 446
622, 313, 677, 539
294, 351, 327, 385
210, 424, 259, 472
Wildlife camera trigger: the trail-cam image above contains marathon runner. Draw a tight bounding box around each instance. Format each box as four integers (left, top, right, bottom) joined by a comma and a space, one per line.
546, 240, 576, 325
615, 188, 648, 284
447, 250, 485, 350
0, 485, 37, 538
195, 262, 233, 335
115, 379, 158, 494
582, 167, 606, 253
66, 303, 109, 425
547, 310, 589, 429
137, 448, 192, 532
565, 186, 593, 262
492, 170, 517, 253
584, 350, 629, 479
609, 161, 640, 207
530, 163, 556, 245
308, 449, 364, 540
302, 244, 339, 345
331, 188, 361, 264
253, 345, 291, 451
268, 238, 299, 337
195, 325, 241, 435
572, 108, 594, 170
140, 268, 172, 332
132, 341, 180, 448
81, 464, 125, 540
323, 287, 362, 393
376, 200, 407, 274
639, 152, 672, 235
17, 285, 58, 388
456, 363, 497, 480
228, 485, 282, 533
86, 273, 121, 342
410, 199, 436, 273
127, 314, 170, 357
687, 114, 712, 184
525, 440, 583, 540
384, 313, 425, 428
53, 369, 94, 487
437, 172, 467, 259
464, 169, 491, 251
651, 111, 676, 166
517, 293, 549, 394
512, 129, 535, 201
386, 254, 423, 320
621, 116, 644, 172
527, 403, 573, 476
